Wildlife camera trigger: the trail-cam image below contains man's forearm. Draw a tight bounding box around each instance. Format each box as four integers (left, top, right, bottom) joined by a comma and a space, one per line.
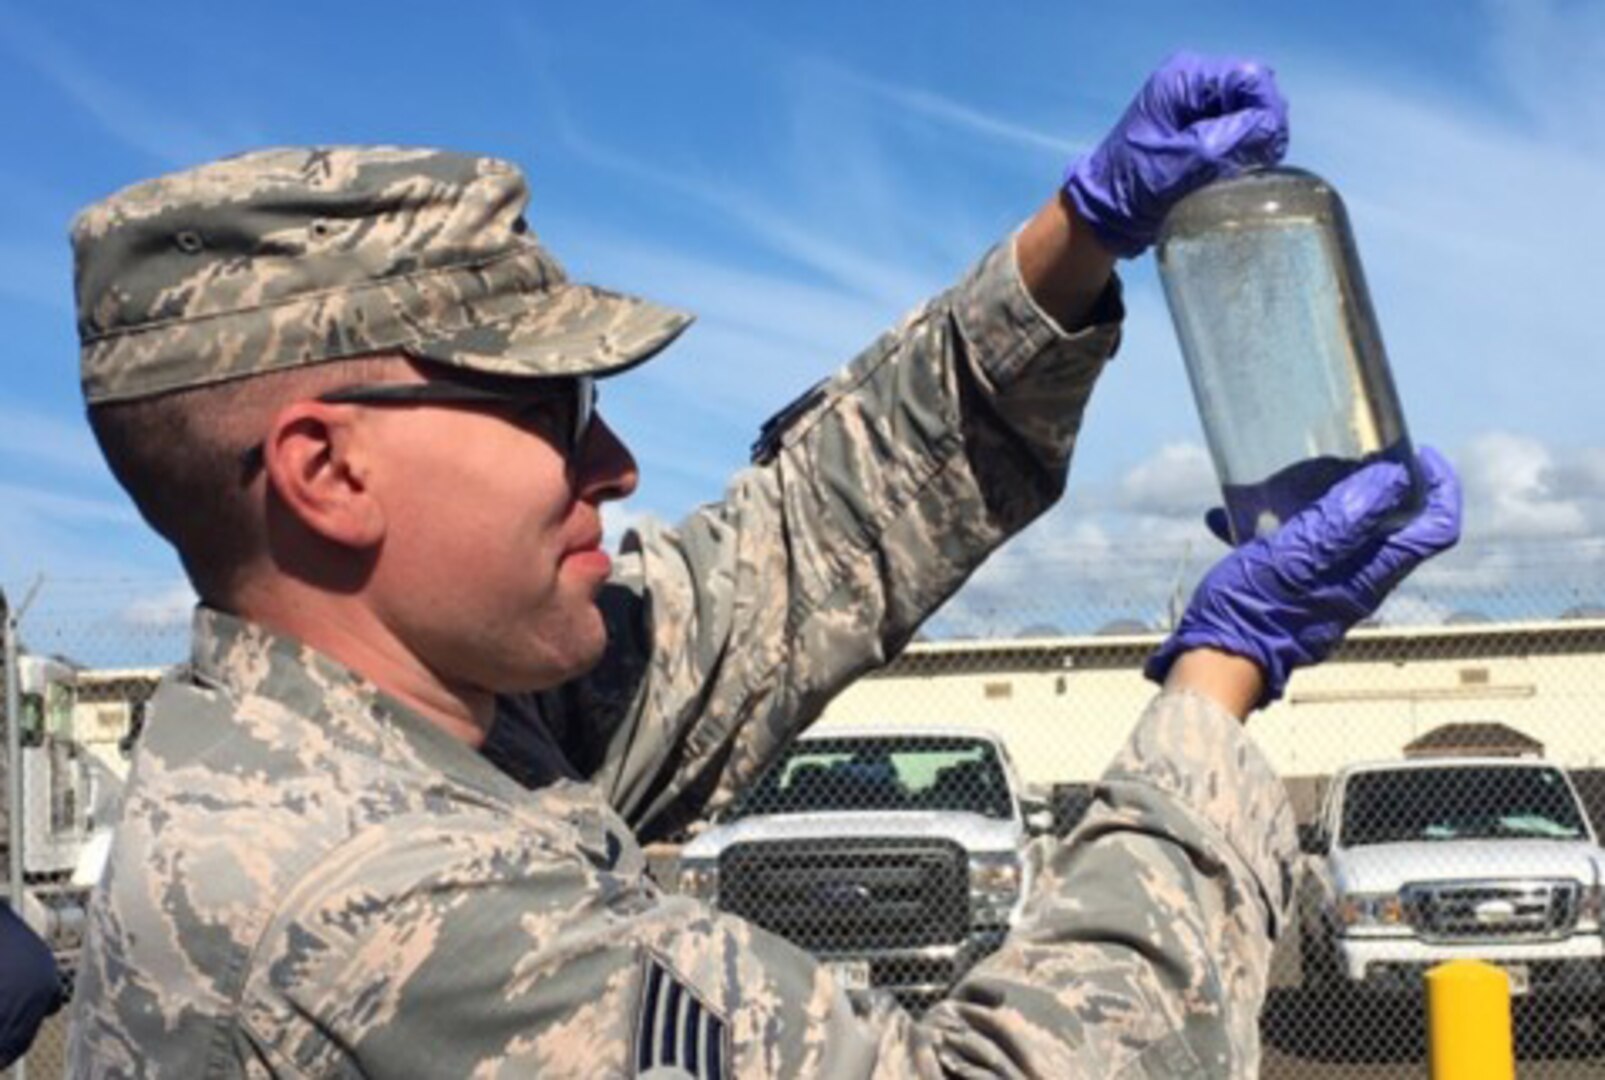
1016, 191, 1118, 331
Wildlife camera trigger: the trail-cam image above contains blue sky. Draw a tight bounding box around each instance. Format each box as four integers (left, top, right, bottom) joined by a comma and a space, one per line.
1, 0, 1602, 654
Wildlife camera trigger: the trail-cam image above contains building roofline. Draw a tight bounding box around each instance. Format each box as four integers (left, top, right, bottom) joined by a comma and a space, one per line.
877, 617, 1605, 677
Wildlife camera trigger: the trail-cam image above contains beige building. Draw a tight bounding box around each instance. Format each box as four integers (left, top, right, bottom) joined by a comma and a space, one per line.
816, 618, 1605, 822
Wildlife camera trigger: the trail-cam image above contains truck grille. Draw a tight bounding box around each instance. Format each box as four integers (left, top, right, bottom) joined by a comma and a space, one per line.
718, 838, 970, 952
1403, 879, 1580, 943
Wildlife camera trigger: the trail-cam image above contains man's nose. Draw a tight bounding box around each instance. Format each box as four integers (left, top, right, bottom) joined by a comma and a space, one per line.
573, 415, 638, 503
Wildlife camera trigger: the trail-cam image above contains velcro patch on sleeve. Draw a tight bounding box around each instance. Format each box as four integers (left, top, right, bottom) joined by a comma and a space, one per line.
634, 953, 729, 1079
750, 378, 828, 465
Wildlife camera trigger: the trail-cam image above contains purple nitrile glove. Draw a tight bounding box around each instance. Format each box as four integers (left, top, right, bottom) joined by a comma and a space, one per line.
1146, 447, 1462, 708
1064, 52, 1290, 258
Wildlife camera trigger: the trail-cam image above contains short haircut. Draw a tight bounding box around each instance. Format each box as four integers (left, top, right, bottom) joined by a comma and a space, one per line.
88, 355, 412, 604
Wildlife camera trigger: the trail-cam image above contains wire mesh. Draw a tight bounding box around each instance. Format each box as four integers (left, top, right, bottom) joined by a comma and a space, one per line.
6, 539, 1604, 1077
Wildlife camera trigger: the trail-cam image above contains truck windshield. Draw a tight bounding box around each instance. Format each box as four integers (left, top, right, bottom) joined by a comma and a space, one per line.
729, 736, 1013, 820
1340, 766, 1589, 847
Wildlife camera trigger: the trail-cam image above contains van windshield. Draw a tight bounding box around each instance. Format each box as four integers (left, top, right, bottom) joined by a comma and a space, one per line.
1340, 766, 1589, 847
728, 736, 1013, 820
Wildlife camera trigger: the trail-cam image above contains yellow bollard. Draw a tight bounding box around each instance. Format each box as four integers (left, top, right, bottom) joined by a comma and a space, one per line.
1425, 960, 1514, 1080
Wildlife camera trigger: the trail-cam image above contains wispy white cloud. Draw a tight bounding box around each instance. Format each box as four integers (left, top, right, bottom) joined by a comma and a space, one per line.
933, 425, 1605, 634
831, 66, 1081, 159
0, 405, 108, 476
1377, 593, 1456, 627
515, 34, 1004, 312
569, 232, 895, 393
119, 581, 196, 631
15, 575, 192, 667
931, 504, 1203, 638
1483, 0, 1605, 151
0, 4, 242, 166
0, 480, 163, 593
1283, 26, 1605, 444
1548, 447, 1605, 522
1113, 442, 1214, 518
548, 121, 938, 312
1456, 432, 1592, 540
0, 480, 138, 525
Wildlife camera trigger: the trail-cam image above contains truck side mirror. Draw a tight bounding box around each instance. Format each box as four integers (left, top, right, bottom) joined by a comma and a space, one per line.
1297, 822, 1328, 855
1046, 784, 1095, 838
1020, 797, 1055, 837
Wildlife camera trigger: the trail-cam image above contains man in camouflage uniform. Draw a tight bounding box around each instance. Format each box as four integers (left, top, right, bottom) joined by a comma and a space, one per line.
67, 55, 1459, 1077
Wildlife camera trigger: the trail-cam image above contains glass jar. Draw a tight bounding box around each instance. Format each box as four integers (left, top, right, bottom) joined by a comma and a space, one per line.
1156, 166, 1419, 543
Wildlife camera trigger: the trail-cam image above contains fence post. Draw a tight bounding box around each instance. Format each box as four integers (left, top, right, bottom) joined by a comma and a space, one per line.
3, 587, 27, 1080
1426, 959, 1514, 1080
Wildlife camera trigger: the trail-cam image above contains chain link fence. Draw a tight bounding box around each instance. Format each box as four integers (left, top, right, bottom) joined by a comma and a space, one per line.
5, 536, 1604, 1077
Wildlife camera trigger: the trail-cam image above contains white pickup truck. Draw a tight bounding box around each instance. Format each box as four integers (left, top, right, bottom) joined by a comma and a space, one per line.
674, 726, 1053, 1010
1298, 755, 1605, 1002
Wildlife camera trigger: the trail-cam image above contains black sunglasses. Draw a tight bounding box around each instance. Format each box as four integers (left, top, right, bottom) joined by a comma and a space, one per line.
239, 376, 596, 479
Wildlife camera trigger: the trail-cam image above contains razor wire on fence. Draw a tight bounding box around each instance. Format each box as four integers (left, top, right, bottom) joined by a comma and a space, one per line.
6, 536, 1605, 1078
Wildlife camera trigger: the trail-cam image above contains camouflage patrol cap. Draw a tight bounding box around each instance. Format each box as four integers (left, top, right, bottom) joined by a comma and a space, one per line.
72, 146, 694, 404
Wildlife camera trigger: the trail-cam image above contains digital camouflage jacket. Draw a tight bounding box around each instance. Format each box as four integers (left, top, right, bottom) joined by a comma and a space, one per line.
69, 241, 1296, 1078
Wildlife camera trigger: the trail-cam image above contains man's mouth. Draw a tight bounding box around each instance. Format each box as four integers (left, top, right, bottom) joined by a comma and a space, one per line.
562, 533, 611, 577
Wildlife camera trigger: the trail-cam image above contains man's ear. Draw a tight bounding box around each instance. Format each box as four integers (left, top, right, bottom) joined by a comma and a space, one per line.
261, 403, 386, 549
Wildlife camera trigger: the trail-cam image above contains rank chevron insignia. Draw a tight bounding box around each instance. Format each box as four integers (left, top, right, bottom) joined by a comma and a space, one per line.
634, 954, 729, 1079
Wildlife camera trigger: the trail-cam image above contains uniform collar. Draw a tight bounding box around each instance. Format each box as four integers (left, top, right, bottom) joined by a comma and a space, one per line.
187, 605, 533, 804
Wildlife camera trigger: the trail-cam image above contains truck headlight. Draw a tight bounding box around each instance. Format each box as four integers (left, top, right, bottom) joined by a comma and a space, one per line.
1336, 891, 1408, 930
970, 853, 1023, 922
677, 860, 719, 902
1580, 883, 1604, 929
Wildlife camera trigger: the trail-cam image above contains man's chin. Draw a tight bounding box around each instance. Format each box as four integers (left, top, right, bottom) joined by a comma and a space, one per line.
494, 623, 609, 695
